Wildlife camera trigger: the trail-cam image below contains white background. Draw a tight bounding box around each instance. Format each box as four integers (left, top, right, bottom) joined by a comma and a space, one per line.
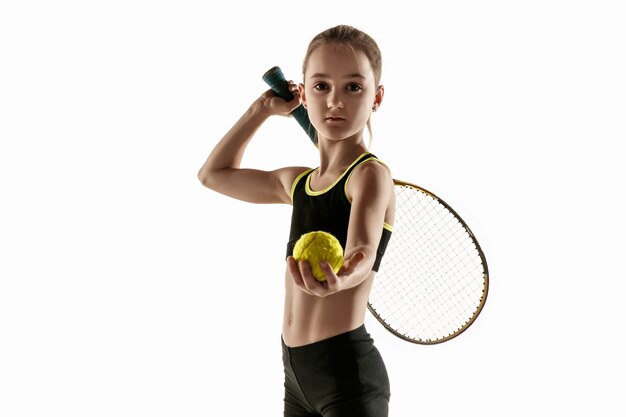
1, 1, 624, 416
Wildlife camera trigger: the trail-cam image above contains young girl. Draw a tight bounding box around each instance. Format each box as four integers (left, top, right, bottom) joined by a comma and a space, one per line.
198, 25, 395, 417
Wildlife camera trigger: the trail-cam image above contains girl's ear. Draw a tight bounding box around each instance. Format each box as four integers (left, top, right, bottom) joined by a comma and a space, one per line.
298, 83, 307, 108
374, 84, 385, 108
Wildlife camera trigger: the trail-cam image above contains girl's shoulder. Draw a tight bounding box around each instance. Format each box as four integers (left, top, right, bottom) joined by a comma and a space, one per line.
345, 156, 394, 202
350, 154, 392, 184
276, 165, 313, 198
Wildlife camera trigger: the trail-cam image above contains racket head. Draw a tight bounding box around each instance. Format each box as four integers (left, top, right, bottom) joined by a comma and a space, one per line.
368, 179, 489, 345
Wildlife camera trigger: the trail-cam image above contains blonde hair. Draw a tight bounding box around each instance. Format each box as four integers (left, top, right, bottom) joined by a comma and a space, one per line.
302, 25, 382, 145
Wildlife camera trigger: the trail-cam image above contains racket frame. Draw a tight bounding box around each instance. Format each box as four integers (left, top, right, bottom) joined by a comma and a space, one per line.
366, 179, 490, 345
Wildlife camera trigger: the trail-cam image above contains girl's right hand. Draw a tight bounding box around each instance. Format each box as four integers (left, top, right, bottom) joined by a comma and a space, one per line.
254, 80, 302, 117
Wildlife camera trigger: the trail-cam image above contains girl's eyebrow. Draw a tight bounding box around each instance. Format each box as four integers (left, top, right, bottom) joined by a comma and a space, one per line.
309, 73, 366, 80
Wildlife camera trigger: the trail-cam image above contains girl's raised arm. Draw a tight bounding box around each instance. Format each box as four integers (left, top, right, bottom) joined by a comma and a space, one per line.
198, 87, 307, 204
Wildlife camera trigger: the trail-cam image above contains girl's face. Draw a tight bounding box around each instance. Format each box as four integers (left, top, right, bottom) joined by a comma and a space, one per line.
300, 43, 381, 142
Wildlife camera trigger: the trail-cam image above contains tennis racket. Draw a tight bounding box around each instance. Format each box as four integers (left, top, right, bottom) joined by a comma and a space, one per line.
263, 66, 489, 344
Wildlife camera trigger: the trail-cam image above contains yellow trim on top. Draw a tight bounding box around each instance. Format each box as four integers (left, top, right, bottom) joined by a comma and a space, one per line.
383, 222, 394, 232
291, 168, 315, 203
305, 152, 371, 196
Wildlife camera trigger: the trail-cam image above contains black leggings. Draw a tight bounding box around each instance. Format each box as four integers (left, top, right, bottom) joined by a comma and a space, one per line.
282, 325, 390, 417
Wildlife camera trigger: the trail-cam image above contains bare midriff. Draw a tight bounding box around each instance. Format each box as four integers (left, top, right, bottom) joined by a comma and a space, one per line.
281, 269, 375, 347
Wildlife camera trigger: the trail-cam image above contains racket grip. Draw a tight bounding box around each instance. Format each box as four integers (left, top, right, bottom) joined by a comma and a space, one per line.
262, 66, 317, 145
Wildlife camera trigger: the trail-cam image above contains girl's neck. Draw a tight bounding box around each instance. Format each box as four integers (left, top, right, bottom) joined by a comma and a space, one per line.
316, 134, 369, 177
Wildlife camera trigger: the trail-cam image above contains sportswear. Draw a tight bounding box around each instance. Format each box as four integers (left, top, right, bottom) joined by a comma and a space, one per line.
286, 152, 392, 271
282, 325, 390, 417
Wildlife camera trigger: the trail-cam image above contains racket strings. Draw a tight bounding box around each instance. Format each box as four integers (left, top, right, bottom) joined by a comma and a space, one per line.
368, 184, 487, 343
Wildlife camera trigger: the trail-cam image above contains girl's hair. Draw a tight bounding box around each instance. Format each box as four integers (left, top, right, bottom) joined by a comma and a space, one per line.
302, 25, 382, 145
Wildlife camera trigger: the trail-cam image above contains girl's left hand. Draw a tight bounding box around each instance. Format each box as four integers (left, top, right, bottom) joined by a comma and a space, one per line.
286, 252, 366, 297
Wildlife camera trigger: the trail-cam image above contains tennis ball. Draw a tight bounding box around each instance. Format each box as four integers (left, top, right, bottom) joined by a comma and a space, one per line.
293, 231, 344, 282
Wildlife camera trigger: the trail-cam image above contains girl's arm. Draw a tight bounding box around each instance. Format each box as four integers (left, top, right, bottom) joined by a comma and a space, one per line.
198, 87, 306, 204
287, 160, 394, 296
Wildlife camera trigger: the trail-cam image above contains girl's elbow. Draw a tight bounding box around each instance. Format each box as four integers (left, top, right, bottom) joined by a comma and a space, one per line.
198, 168, 217, 189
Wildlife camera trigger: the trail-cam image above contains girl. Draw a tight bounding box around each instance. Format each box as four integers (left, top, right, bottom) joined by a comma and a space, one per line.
198, 25, 395, 417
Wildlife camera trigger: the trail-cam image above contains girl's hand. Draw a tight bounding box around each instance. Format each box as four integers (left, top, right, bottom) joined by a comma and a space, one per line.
286, 252, 366, 298
255, 80, 301, 117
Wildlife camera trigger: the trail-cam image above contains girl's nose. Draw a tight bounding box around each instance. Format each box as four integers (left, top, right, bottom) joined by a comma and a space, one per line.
327, 91, 344, 109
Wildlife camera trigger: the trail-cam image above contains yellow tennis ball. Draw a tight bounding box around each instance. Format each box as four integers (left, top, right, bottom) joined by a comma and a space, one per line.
293, 231, 344, 282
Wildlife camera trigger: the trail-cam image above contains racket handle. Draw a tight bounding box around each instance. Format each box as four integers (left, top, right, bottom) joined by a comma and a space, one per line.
262, 66, 317, 145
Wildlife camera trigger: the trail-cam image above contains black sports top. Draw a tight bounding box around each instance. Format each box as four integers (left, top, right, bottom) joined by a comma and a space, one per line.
286, 152, 393, 272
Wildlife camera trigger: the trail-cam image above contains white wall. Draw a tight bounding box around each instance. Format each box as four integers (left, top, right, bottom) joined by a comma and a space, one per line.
1, 1, 624, 415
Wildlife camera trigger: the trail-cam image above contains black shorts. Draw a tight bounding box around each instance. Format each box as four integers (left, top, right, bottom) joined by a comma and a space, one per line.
282, 324, 390, 417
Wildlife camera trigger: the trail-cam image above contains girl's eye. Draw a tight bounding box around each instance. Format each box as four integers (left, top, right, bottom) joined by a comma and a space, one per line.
347, 83, 362, 92
313, 83, 328, 91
